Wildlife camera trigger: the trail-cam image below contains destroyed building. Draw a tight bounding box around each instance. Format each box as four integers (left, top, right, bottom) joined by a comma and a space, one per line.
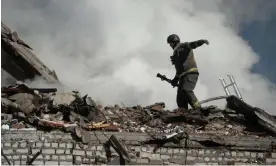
2, 22, 276, 165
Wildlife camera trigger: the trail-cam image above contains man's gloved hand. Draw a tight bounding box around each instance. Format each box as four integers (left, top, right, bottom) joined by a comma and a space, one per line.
202, 39, 209, 45
171, 76, 179, 87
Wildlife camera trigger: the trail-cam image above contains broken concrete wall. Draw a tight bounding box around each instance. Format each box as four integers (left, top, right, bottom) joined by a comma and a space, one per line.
1, 68, 17, 87
1, 130, 276, 165
1, 22, 59, 84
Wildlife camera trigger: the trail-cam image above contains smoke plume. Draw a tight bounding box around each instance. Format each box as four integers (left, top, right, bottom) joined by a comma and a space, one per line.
2, 0, 276, 112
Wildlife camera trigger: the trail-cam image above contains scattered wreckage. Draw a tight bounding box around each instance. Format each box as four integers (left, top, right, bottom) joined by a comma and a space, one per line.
2, 81, 276, 140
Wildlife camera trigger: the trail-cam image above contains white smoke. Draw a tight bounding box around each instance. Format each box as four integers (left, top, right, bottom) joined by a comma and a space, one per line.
2, 0, 276, 112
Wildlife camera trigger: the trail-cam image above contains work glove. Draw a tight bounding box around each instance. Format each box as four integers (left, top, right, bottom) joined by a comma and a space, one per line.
201, 39, 209, 45
170, 76, 179, 87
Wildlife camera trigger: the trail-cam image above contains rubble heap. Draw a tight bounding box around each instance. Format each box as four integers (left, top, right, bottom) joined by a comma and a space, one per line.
2, 82, 276, 143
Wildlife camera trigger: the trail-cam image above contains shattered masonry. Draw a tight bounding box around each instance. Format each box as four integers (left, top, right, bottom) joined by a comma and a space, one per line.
1, 22, 59, 84
1, 22, 276, 165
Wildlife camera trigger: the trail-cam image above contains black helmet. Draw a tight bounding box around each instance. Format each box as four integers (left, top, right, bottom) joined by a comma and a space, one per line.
167, 34, 180, 43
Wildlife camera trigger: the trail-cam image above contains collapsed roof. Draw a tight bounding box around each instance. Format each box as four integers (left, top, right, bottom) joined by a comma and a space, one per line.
1, 22, 59, 84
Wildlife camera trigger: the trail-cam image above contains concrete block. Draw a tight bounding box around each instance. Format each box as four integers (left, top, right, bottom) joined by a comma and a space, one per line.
66, 155, 73, 161
73, 149, 85, 156
272, 153, 276, 158
225, 151, 231, 156
35, 142, 43, 147
6, 155, 12, 159
75, 143, 82, 149
149, 159, 163, 165
173, 148, 180, 153
56, 149, 65, 154
83, 157, 90, 164
169, 158, 186, 165
258, 153, 264, 158
14, 161, 21, 165
44, 143, 51, 147
12, 155, 20, 160
52, 155, 59, 160
134, 146, 140, 152
59, 155, 66, 161
187, 150, 193, 155
44, 155, 51, 160
3, 149, 13, 154
179, 149, 186, 154
32, 148, 41, 154
211, 157, 216, 161
160, 154, 170, 159
32, 160, 44, 165
167, 148, 173, 153
198, 150, 204, 155
95, 151, 101, 156
59, 143, 66, 148
75, 156, 82, 164
97, 145, 103, 151
251, 152, 257, 158
42, 149, 55, 155
161, 148, 167, 153
4, 143, 11, 147
245, 152, 250, 157
136, 158, 149, 163
51, 142, 58, 148
12, 142, 19, 148
90, 146, 96, 150
238, 152, 244, 157
141, 147, 147, 151
16, 149, 28, 154
86, 150, 94, 156
140, 152, 152, 158
45, 161, 59, 165
21, 155, 27, 160
266, 158, 276, 163
65, 149, 71, 154
231, 151, 237, 157
66, 143, 73, 149
187, 156, 197, 161
60, 161, 72, 165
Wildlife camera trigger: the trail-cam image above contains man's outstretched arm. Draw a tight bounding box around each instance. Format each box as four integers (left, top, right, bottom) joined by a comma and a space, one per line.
186, 39, 209, 49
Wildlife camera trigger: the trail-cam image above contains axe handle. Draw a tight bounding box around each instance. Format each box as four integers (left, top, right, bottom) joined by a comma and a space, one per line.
156, 73, 179, 88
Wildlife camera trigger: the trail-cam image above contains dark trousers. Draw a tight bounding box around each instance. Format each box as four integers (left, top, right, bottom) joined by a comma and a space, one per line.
176, 73, 200, 109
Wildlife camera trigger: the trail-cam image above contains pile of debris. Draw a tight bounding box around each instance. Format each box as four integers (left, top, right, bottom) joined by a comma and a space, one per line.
2, 81, 276, 143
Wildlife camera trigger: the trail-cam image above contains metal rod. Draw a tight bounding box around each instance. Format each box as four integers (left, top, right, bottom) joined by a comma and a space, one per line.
219, 78, 230, 96
199, 95, 228, 104
227, 75, 243, 100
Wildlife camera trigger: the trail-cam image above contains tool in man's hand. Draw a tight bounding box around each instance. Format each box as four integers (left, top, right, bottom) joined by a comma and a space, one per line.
156, 73, 178, 88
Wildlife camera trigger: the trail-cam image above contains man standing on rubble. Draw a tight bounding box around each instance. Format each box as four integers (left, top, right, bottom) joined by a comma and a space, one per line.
167, 34, 209, 114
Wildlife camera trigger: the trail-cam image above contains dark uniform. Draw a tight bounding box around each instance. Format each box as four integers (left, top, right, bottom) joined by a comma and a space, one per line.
168, 34, 209, 110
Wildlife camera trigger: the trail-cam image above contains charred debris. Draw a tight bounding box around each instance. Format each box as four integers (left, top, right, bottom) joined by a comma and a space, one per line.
2, 81, 276, 139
